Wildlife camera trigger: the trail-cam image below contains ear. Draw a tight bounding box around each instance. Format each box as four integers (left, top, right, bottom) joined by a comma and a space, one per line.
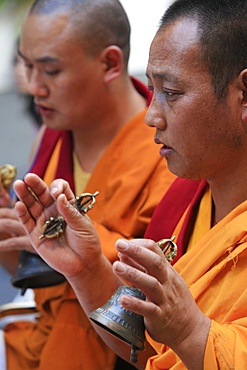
238, 69, 247, 122
100, 46, 124, 84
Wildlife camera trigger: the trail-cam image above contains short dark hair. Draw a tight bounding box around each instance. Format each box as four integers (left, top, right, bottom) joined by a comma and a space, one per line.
29, 0, 131, 68
159, 0, 247, 99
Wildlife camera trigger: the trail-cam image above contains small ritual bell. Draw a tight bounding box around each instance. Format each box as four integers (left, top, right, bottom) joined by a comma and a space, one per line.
90, 286, 146, 363
11, 251, 65, 295
89, 237, 177, 363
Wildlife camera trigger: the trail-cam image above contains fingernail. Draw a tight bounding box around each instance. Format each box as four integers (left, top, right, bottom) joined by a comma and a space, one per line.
114, 261, 127, 273
121, 296, 131, 306
51, 187, 59, 195
116, 239, 129, 251
61, 194, 68, 205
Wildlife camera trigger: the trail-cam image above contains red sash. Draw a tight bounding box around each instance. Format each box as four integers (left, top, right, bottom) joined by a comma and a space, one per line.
144, 178, 208, 264
28, 77, 152, 195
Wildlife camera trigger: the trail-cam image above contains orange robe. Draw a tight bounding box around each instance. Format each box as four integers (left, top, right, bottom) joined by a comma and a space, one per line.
145, 183, 247, 369
4, 93, 176, 369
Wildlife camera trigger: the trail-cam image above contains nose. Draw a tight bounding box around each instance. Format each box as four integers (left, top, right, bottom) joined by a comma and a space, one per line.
28, 70, 48, 97
145, 96, 166, 130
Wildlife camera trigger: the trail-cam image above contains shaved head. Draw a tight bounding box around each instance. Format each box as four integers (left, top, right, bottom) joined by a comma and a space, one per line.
29, 0, 131, 66
158, 0, 247, 99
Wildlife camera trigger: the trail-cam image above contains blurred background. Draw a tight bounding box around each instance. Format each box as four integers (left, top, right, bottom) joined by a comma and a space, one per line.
0, 0, 172, 304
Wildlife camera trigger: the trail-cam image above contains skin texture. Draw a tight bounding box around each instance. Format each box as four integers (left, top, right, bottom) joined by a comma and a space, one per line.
10, 15, 247, 370
19, 13, 144, 171
0, 8, 146, 271
13, 174, 156, 370
0, 174, 20, 273
146, 19, 247, 223
0, 182, 10, 208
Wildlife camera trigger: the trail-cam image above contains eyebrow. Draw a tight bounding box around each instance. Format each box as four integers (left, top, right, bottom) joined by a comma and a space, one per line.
17, 48, 59, 64
146, 71, 179, 84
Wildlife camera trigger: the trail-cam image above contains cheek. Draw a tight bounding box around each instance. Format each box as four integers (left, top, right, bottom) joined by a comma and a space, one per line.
171, 110, 215, 161
54, 81, 85, 115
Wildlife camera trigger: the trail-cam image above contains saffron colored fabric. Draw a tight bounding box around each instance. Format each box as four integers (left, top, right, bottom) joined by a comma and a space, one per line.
145, 180, 247, 370
4, 78, 177, 370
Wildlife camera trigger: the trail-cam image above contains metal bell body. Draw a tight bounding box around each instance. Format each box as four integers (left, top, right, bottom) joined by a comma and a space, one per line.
11, 251, 65, 295
89, 286, 146, 362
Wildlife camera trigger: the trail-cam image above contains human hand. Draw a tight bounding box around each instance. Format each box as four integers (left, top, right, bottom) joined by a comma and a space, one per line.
0, 165, 34, 253
14, 173, 102, 279
0, 185, 10, 207
0, 207, 37, 253
113, 239, 211, 367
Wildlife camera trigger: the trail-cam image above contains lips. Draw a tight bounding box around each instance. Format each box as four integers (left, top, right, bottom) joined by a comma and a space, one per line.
154, 136, 162, 145
159, 145, 173, 158
154, 136, 174, 158
154, 136, 171, 149
163, 144, 172, 149
36, 104, 54, 117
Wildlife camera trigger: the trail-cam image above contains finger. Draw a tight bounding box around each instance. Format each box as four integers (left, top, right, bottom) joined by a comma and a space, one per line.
0, 192, 10, 207
0, 218, 26, 236
0, 208, 18, 219
56, 193, 90, 230
55, 194, 100, 254
0, 235, 36, 253
15, 200, 37, 236
14, 176, 54, 220
15, 173, 54, 207
113, 260, 166, 305
115, 239, 168, 283
50, 179, 75, 203
117, 252, 147, 273
119, 293, 160, 323
14, 180, 44, 222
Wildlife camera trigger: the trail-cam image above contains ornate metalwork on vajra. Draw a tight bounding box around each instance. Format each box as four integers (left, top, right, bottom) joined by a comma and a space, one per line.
0, 164, 17, 190
39, 191, 99, 239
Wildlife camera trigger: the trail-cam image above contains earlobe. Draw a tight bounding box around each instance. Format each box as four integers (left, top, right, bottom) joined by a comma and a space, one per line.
238, 69, 247, 122
101, 46, 124, 83
242, 74, 247, 104
243, 91, 247, 103
242, 101, 247, 123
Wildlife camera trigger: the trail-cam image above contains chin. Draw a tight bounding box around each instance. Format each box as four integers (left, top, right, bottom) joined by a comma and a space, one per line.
43, 120, 62, 130
167, 163, 203, 181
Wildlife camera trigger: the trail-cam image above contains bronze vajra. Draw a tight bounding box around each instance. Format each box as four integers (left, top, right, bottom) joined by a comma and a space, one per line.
39, 191, 99, 239
156, 235, 177, 262
0, 164, 17, 190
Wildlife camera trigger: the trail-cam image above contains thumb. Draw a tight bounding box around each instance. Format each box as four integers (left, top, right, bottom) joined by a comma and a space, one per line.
56, 194, 82, 226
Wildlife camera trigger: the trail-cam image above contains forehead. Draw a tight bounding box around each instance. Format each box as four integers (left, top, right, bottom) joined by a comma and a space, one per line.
147, 19, 205, 82
20, 13, 80, 60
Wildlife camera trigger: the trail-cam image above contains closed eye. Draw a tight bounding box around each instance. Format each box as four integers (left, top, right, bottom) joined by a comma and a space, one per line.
45, 70, 60, 76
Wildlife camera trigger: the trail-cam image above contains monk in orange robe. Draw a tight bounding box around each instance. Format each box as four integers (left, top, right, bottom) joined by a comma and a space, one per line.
140, 180, 247, 369
12, 0, 247, 369
0, 1, 176, 370
4, 103, 174, 370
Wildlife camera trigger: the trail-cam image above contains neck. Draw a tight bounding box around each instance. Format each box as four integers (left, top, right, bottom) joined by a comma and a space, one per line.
209, 174, 247, 223
73, 77, 146, 172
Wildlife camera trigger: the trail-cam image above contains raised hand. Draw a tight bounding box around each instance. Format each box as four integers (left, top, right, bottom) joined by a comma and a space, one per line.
113, 239, 211, 369
0, 207, 35, 252
14, 173, 102, 279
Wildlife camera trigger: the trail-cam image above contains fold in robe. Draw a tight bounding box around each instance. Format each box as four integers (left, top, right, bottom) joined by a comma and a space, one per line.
5, 78, 177, 370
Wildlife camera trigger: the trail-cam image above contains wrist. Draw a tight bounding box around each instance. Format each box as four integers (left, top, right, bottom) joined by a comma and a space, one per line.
67, 253, 122, 314
172, 313, 211, 370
